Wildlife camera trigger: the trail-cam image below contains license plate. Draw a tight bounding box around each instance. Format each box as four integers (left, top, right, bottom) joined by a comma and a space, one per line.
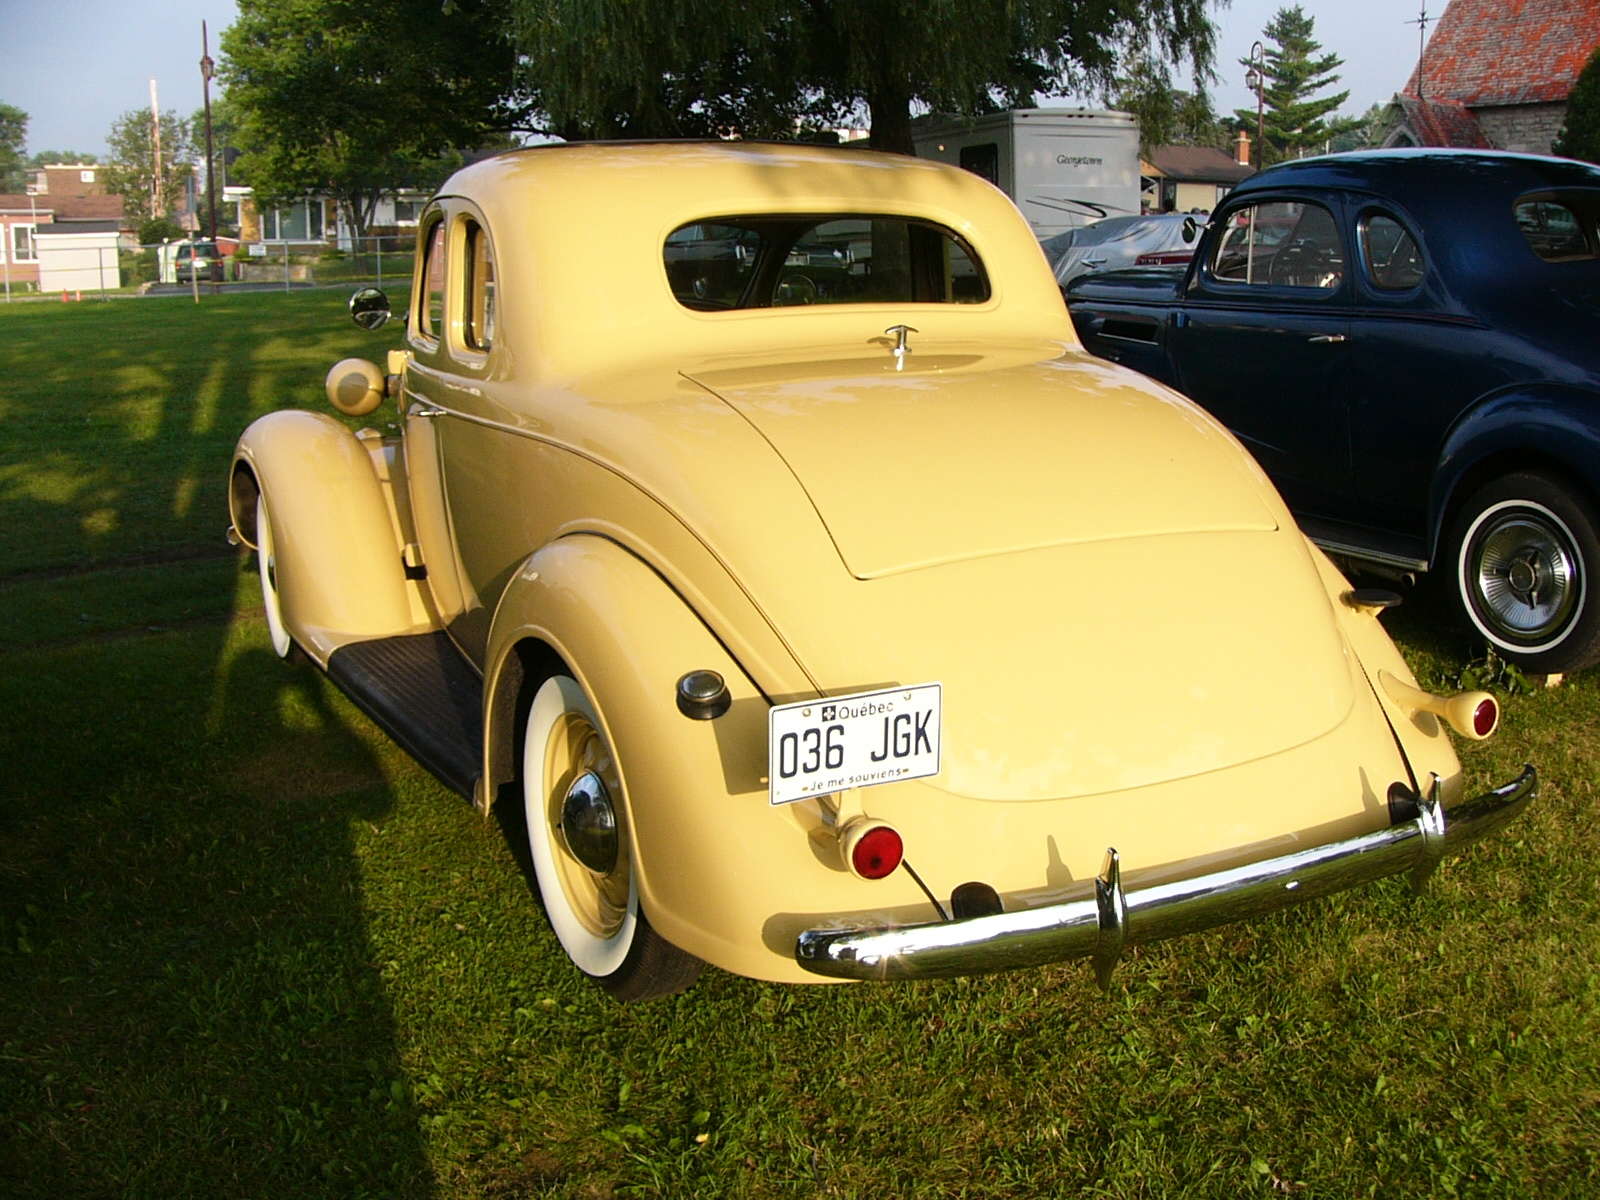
767, 683, 942, 806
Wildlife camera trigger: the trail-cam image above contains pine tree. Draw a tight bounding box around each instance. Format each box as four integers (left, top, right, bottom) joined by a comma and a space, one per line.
1235, 5, 1360, 165
1554, 46, 1600, 163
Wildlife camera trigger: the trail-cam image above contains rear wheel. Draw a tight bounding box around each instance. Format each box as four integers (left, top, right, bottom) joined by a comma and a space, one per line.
521, 673, 702, 1002
1449, 471, 1600, 673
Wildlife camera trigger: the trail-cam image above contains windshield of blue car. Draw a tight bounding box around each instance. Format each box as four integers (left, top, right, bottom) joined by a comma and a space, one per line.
665, 216, 990, 311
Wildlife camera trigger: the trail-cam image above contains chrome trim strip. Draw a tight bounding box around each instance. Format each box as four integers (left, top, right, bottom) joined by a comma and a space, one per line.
1309, 535, 1429, 572
794, 766, 1536, 983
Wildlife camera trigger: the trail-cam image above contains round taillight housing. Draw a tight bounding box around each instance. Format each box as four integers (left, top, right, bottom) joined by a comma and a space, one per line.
1473, 696, 1499, 738
849, 825, 904, 880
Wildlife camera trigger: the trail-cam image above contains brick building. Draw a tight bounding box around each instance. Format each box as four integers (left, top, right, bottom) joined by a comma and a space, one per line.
1384, 0, 1600, 153
1, 165, 127, 292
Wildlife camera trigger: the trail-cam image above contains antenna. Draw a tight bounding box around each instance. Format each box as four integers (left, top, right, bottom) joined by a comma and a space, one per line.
1405, 5, 1437, 100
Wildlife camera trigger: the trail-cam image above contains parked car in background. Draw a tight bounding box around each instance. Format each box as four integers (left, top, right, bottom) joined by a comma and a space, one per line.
228, 142, 1532, 1002
1067, 149, 1600, 674
174, 240, 225, 283
1043, 213, 1199, 286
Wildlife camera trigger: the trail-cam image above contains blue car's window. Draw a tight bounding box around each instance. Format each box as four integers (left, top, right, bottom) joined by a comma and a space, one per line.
1212, 200, 1343, 291
1516, 199, 1594, 261
665, 216, 989, 311
1360, 213, 1425, 290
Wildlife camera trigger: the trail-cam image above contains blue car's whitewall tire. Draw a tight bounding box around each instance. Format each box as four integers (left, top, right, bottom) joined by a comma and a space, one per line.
521, 673, 702, 1001
1452, 472, 1600, 674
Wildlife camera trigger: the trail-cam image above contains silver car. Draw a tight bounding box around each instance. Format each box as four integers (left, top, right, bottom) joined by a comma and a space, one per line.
1047, 214, 1199, 286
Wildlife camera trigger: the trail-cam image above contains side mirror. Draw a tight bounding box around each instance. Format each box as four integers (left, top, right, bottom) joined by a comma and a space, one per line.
1182, 216, 1199, 244
349, 286, 392, 331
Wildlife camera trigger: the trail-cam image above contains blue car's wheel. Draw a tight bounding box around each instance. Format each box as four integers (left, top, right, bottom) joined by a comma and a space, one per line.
1452, 472, 1600, 674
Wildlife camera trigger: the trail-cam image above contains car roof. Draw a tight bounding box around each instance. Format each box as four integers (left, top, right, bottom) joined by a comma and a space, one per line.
1232, 148, 1600, 206
430, 139, 1076, 382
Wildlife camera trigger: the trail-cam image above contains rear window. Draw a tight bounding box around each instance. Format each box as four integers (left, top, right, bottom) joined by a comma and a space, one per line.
665, 215, 989, 310
1516, 197, 1597, 261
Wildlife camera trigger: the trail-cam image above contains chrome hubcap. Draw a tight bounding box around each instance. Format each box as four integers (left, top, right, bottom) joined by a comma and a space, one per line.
560, 769, 618, 874
1473, 514, 1577, 640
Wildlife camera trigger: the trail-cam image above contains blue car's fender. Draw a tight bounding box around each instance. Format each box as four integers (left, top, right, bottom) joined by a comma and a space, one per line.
1430, 383, 1600, 556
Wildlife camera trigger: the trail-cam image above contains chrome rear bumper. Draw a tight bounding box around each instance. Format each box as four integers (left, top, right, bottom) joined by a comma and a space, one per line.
795, 766, 1536, 984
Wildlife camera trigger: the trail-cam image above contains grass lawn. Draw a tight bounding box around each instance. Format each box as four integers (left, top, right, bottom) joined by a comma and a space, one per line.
2, 292, 1598, 1198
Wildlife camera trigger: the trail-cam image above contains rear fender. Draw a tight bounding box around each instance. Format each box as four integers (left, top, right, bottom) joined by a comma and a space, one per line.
1431, 385, 1600, 556
230, 409, 433, 663
482, 534, 931, 983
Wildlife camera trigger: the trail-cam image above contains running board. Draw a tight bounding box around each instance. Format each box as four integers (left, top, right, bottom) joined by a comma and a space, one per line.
325, 632, 483, 799
1299, 516, 1428, 573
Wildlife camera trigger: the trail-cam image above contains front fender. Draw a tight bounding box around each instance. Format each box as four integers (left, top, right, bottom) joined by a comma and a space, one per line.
230, 409, 433, 663
1431, 384, 1600, 551
482, 534, 933, 983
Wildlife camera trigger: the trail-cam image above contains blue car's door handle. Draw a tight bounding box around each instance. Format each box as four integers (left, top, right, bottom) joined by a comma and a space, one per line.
1308, 334, 1348, 344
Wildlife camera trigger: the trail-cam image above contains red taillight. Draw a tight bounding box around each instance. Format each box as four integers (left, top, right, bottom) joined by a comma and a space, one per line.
851, 825, 904, 879
1473, 697, 1499, 738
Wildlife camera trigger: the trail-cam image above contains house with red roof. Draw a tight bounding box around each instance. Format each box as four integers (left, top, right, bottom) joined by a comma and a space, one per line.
1384, 0, 1600, 153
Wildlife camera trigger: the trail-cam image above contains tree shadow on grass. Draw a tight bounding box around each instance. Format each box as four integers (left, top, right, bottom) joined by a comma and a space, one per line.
0, 626, 436, 1198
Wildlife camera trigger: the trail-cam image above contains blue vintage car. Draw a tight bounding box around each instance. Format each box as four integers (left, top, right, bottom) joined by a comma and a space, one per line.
1066, 149, 1600, 674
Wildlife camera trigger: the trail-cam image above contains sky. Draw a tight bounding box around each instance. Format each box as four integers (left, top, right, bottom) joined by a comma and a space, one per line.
6, 0, 1432, 160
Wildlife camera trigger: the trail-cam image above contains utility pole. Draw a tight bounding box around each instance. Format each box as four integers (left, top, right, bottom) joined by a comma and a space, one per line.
200, 21, 218, 241
149, 78, 163, 219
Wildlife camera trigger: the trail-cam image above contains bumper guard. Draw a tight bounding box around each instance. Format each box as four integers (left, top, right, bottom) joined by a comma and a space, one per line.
795, 766, 1536, 985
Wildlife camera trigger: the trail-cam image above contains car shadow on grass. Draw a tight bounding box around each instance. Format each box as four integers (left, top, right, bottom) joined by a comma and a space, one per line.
0, 629, 437, 1198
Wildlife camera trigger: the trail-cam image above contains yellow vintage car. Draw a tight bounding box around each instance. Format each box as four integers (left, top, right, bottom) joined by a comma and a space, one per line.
227, 142, 1535, 1001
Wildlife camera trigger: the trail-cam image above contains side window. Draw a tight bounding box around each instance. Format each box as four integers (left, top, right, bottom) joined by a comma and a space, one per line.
418, 218, 446, 339
463, 220, 496, 351
1516, 198, 1595, 261
1211, 200, 1343, 290
1360, 211, 1425, 290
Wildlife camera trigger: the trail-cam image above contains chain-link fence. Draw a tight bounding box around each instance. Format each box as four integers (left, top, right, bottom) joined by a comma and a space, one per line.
2, 234, 417, 301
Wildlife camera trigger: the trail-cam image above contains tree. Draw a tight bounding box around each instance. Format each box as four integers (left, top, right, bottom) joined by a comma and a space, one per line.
1112, 51, 1225, 155
221, 0, 528, 239
1554, 45, 1600, 163
103, 109, 196, 224
505, 1, 1220, 154
0, 103, 27, 192
28, 150, 99, 166
1234, 5, 1359, 165
1326, 101, 1387, 154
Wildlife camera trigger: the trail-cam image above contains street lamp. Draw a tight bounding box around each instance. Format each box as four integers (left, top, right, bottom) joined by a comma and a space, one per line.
1245, 40, 1266, 166
199, 20, 218, 241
